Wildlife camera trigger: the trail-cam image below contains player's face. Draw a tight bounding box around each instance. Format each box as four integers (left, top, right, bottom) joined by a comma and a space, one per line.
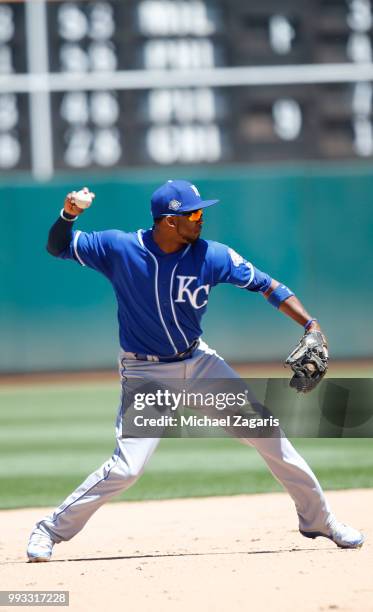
174, 210, 204, 243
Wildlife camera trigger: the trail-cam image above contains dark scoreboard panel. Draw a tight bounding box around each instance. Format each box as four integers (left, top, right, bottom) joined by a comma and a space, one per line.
0, 3, 30, 170
1, 0, 373, 177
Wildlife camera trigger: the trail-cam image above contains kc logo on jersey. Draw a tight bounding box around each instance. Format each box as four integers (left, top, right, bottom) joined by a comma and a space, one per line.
175, 276, 210, 309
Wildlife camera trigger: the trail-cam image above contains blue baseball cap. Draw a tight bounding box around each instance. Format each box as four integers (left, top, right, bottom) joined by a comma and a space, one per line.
151, 179, 219, 219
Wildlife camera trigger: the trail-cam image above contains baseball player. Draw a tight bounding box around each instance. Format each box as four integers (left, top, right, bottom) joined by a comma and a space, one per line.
27, 180, 364, 561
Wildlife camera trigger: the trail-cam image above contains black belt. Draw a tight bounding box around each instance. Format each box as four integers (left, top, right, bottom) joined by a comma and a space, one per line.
121, 339, 199, 363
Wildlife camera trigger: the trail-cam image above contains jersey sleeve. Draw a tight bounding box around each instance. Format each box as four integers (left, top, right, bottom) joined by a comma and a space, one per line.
58, 229, 122, 277
210, 242, 272, 292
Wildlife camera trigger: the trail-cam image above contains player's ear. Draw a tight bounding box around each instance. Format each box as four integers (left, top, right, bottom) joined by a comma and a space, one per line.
165, 215, 177, 229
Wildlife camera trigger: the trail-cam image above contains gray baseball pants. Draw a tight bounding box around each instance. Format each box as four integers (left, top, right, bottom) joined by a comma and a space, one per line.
35, 341, 333, 542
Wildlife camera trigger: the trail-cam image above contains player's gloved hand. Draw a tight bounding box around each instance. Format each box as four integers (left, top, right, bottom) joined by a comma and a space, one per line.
285, 329, 328, 393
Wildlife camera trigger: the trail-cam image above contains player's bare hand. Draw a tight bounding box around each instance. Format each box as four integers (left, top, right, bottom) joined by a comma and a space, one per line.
64, 192, 85, 216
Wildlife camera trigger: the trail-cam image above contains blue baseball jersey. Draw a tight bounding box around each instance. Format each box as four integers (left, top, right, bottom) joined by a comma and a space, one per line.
59, 228, 272, 356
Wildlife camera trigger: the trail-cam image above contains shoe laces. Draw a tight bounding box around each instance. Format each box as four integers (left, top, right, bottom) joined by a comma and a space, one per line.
30, 532, 51, 548
328, 517, 343, 530
330, 520, 356, 537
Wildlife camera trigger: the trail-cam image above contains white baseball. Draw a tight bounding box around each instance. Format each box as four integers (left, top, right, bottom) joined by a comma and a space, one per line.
72, 187, 95, 209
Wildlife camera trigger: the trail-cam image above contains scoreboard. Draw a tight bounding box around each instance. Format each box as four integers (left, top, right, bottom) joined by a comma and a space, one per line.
1, 0, 373, 179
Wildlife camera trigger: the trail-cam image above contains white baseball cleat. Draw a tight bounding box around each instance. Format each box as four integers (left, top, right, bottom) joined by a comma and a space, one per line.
27, 527, 55, 562
300, 519, 365, 549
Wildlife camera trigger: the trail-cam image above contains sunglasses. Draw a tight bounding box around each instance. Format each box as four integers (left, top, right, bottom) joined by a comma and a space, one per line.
181, 209, 203, 221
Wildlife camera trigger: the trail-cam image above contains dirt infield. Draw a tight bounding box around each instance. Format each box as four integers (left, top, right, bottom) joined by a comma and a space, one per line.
1, 490, 372, 612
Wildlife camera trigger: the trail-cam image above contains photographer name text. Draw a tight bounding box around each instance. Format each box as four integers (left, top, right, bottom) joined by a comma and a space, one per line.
132, 415, 279, 428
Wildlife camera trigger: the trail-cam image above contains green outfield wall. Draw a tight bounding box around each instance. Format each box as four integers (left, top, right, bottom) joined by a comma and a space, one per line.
0, 163, 372, 372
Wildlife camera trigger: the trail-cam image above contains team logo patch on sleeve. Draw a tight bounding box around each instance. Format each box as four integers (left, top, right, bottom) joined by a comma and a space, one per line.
228, 248, 246, 267
169, 199, 182, 211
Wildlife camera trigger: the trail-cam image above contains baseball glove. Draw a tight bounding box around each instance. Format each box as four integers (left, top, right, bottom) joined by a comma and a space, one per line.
285, 330, 328, 393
